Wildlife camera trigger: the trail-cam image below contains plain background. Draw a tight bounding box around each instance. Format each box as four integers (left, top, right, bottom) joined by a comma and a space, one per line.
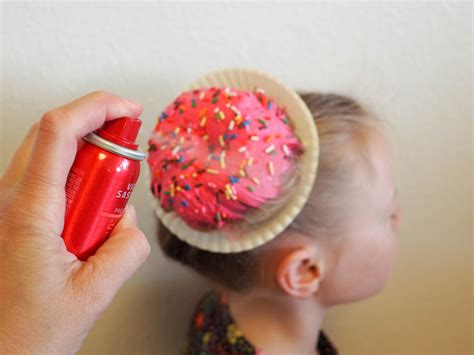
1, 2, 472, 355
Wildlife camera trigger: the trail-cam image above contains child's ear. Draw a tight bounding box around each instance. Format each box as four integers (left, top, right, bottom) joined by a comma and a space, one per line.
276, 248, 323, 298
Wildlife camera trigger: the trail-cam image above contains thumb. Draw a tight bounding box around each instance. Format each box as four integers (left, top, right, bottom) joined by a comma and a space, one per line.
82, 205, 150, 296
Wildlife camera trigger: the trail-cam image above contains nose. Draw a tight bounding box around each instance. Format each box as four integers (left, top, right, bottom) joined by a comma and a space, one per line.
391, 207, 401, 233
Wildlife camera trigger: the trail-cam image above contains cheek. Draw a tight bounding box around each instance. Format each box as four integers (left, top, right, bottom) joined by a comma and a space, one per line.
321, 229, 397, 305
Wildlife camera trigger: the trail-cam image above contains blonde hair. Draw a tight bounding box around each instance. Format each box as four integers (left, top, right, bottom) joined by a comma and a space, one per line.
289, 93, 382, 237
157, 92, 381, 291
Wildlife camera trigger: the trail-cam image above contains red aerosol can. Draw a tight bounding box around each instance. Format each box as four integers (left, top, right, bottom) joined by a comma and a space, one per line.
62, 117, 146, 260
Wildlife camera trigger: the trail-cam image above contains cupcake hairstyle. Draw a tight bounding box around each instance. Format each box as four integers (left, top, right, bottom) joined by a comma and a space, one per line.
148, 69, 319, 253
148, 87, 303, 230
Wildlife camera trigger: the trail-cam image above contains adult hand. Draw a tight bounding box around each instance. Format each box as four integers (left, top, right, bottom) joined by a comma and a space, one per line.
0, 91, 151, 353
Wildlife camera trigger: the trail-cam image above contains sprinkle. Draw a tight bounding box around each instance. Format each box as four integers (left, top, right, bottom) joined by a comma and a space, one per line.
238, 146, 247, 153
258, 118, 267, 126
192, 172, 198, 178
225, 88, 237, 97
247, 186, 254, 192
223, 133, 228, 141
203, 135, 209, 141
230, 133, 237, 140
200, 116, 207, 127
225, 184, 237, 200
265, 145, 275, 154
230, 105, 241, 115
218, 111, 225, 120
250, 136, 259, 141
268, 102, 273, 110
282, 144, 291, 156
265, 135, 274, 143
229, 176, 240, 184
159, 112, 169, 121
234, 115, 243, 124
184, 184, 191, 191
220, 151, 226, 169
181, 200, 189, 208
171, 145, 181, 155
174, 127, 181, 134
199, 91, 205, 100
241, 120, 251, 127
192, 98, 196, 108
247, 157, 254, 166
268, 162, 274, 176
219, 135, 225, 147
214, 107, 220, 113
252, 177, 260, 185
170, 184, 175, 197
177, 156, 185, 163
199, 107, 208, 117
160, 144, 168, 150
228, 120, 235, 130
176, 186, 182, 191
239, 169, 246, 177
282, 117, 289, 125
187, 127, 193, 134
179, 174, 185, 180
212, 96, 218, 104
206, 168, 219, 175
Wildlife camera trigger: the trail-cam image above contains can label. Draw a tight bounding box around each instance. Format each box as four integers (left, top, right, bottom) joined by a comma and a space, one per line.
62, 143, 140, 260
65, 166, 85, 212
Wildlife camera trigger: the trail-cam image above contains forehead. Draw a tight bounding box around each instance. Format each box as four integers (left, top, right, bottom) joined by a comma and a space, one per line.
351, 129, 395, 209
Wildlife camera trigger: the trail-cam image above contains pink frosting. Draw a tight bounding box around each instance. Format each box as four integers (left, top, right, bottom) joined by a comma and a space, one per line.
147, 87, 303, 230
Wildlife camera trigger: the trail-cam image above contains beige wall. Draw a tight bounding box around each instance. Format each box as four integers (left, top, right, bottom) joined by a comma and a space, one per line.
1, 2, 472, 354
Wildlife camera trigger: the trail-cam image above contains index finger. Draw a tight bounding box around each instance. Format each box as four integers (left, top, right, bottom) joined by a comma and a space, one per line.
23, 91, 143, 195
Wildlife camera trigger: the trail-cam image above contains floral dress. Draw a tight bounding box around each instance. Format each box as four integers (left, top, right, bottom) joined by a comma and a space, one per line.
184, 291, 337, 355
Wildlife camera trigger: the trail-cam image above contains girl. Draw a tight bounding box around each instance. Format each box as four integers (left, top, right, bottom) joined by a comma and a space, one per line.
148, 75, 400, 355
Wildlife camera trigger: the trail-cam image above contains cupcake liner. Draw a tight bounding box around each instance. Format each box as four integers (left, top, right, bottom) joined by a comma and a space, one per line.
152, 68, 319, 253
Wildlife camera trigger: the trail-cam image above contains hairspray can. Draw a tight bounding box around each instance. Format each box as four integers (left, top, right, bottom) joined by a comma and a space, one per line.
62, 117, 146, 260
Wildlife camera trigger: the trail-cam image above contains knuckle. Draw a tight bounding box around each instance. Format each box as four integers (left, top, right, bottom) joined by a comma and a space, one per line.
39, 109, 68, 135
90, 90, 111, 101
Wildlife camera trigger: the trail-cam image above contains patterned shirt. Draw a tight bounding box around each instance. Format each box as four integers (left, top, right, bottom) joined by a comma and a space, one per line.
184, 291, 338, 355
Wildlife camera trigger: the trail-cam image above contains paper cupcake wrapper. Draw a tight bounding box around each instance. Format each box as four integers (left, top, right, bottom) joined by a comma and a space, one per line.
152, 68, 319, 253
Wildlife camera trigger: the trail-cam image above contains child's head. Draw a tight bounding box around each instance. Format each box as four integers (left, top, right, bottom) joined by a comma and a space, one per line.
156, 92, 400, 305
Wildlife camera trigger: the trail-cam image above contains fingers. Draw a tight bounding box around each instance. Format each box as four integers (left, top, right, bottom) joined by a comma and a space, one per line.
22, 91, 143, 197
81, 205, 150, 296
0, 123, 38, 189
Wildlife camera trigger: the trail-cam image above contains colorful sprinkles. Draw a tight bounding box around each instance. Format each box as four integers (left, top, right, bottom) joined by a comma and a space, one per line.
147, 86, 303, 229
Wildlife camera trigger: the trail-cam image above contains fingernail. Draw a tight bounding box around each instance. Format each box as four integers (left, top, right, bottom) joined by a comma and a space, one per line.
125, 98, 142, 108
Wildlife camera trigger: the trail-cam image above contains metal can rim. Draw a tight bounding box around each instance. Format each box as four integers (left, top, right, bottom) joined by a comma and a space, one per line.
83, 133, 146, 161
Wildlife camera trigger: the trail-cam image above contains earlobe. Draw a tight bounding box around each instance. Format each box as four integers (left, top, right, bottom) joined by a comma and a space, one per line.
277, 248, 322, 298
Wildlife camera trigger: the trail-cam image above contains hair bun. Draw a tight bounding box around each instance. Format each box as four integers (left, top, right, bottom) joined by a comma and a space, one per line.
148, 87, 303, 230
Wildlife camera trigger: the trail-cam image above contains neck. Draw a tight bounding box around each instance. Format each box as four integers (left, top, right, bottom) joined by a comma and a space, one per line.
228, 290, 327, 355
